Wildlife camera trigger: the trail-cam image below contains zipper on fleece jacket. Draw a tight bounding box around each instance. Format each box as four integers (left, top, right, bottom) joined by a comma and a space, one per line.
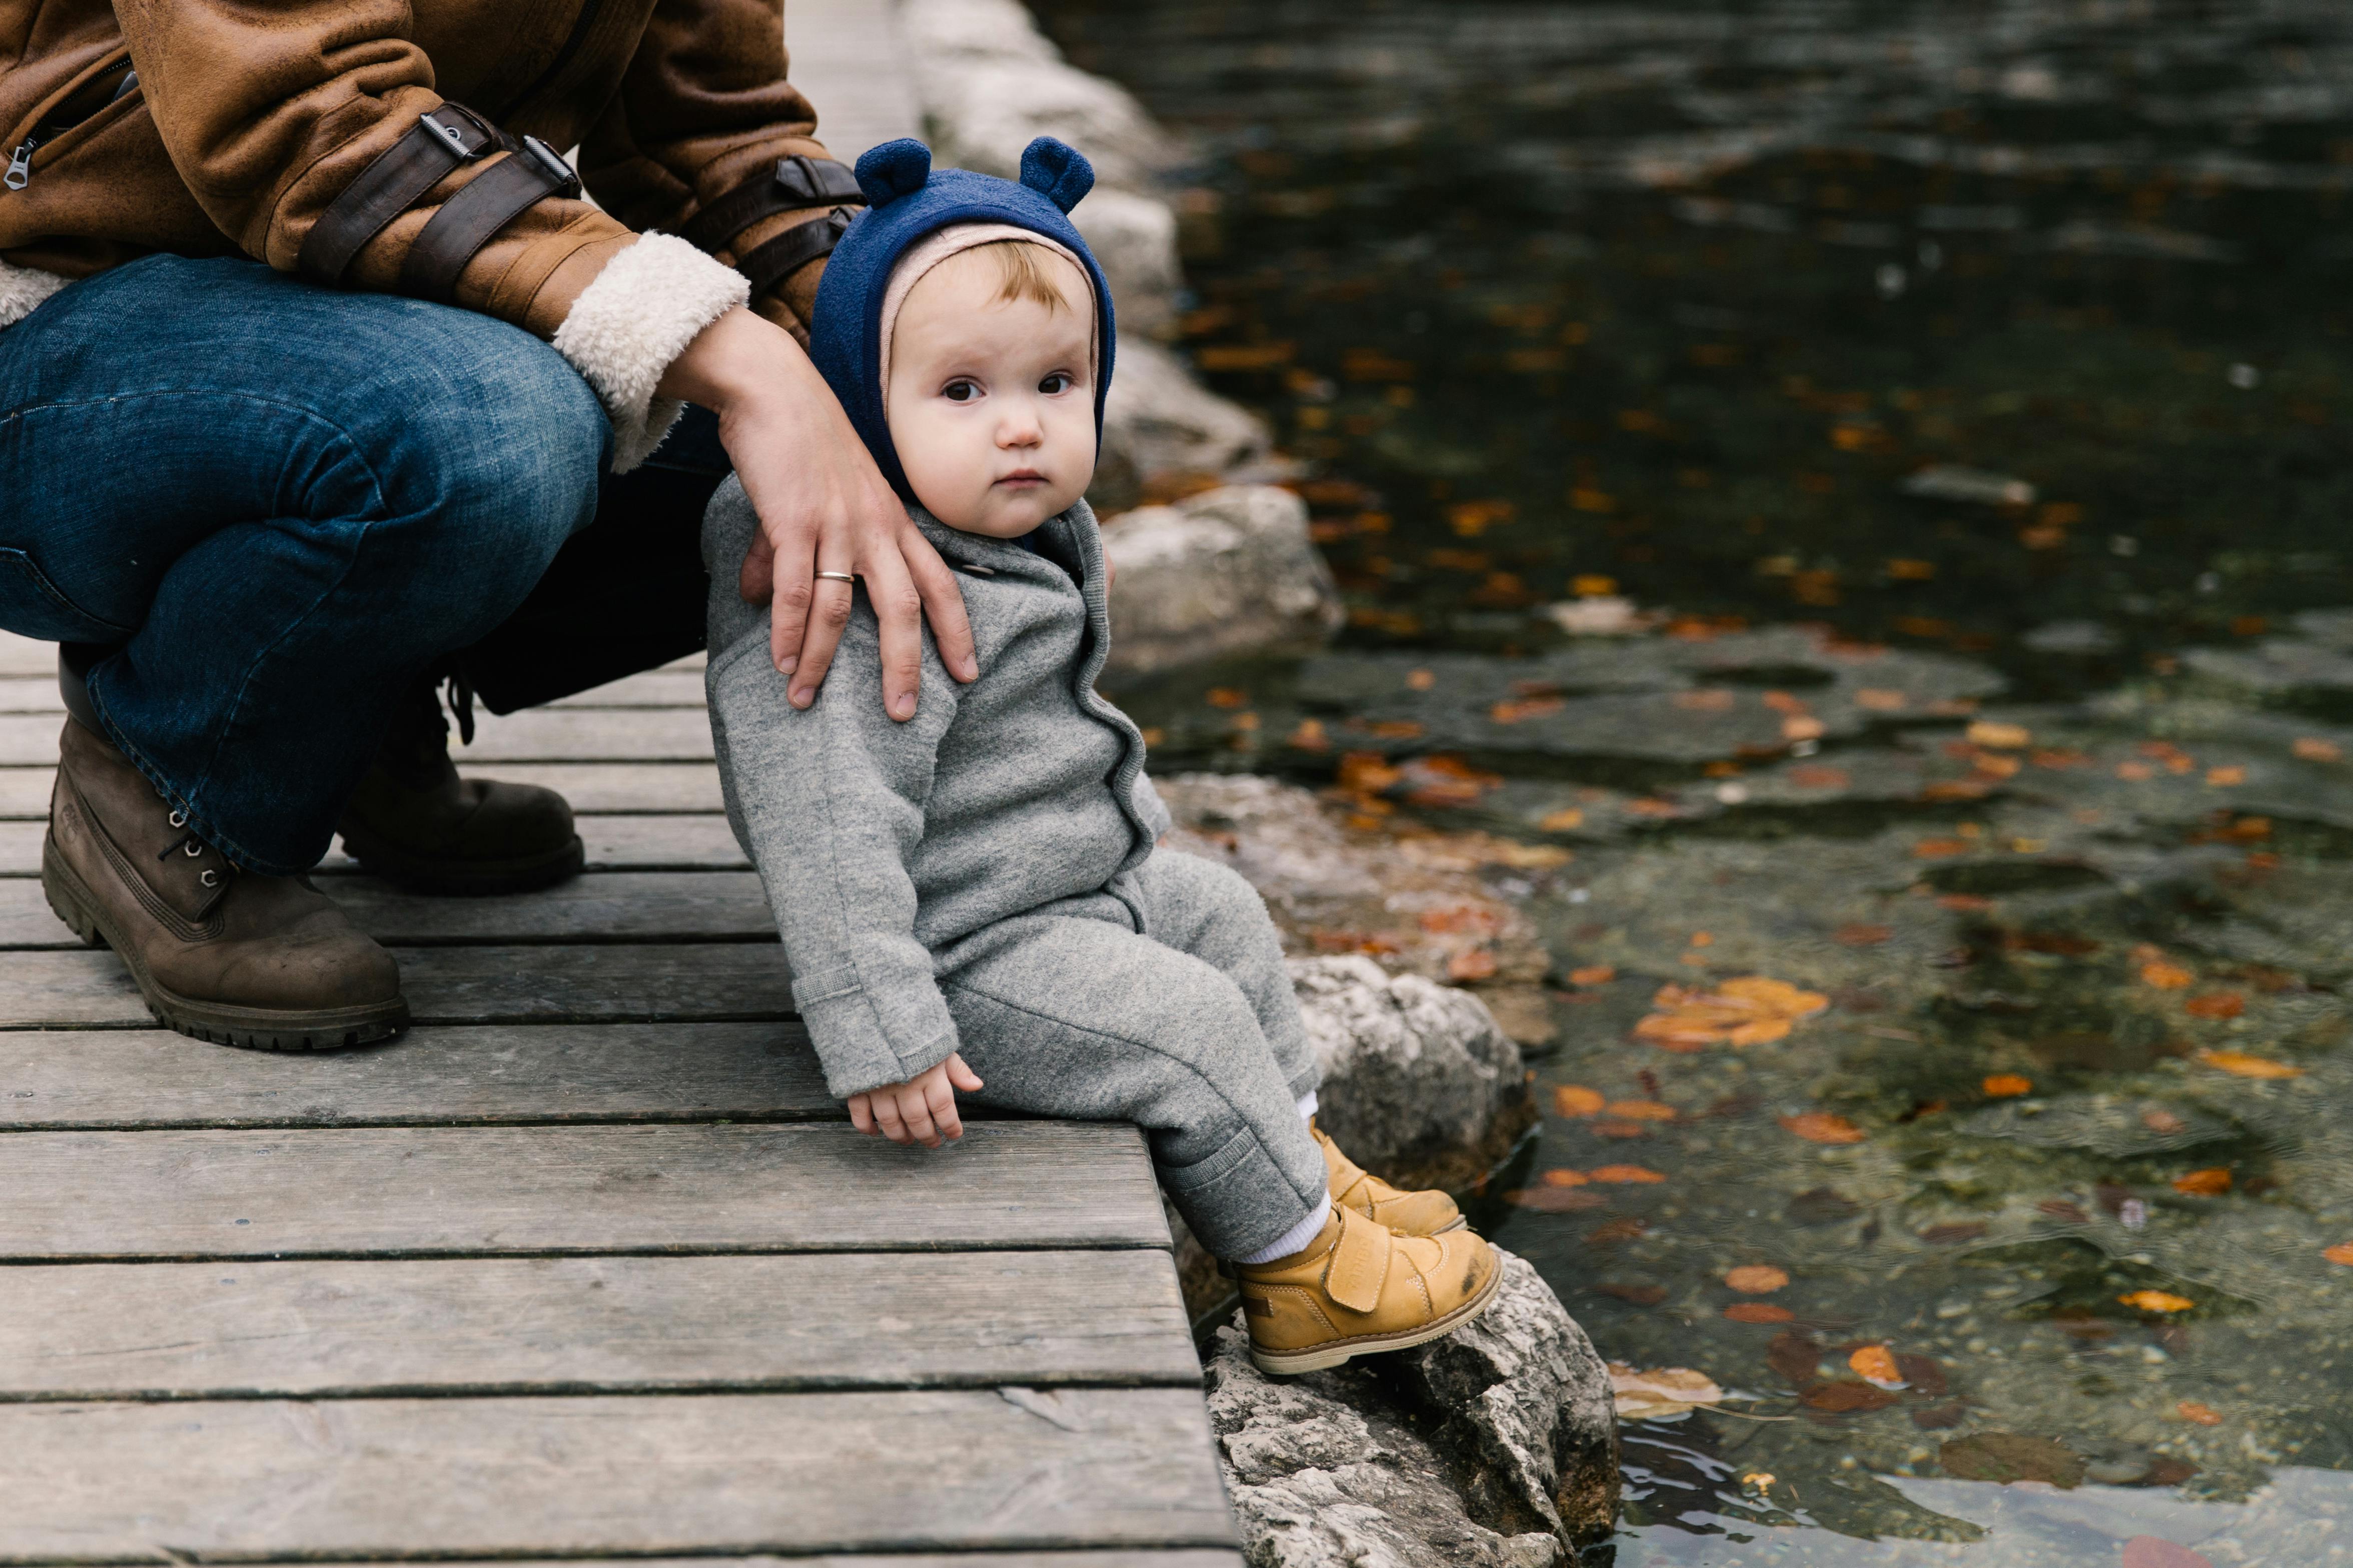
6, 59, 136, 191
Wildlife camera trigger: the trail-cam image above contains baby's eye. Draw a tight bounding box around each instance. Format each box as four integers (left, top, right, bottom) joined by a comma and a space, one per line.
943, 379, 980, 403
1039, 372, 1075, 395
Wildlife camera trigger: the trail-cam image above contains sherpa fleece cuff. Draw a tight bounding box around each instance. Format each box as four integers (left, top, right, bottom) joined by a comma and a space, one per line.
0, 259, 71, 332
552, 233, 749, 473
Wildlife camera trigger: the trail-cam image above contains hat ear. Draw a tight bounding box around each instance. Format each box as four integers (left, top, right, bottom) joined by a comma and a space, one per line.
1018, 137, 1095, 213
855, 139, 934, 207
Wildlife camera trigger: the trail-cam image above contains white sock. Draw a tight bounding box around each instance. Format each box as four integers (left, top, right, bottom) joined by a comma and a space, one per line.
1234, 1193, 1333, 1265
1297, 1090, 1318, 1120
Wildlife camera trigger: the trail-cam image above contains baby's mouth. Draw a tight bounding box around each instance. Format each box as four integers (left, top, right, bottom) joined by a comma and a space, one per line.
995, 469, 1048, 487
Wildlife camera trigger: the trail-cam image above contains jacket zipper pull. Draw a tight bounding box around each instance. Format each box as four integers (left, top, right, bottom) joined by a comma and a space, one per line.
4, 139, 34, 191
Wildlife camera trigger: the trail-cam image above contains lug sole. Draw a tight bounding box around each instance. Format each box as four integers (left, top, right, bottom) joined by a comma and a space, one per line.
42, 832, 410, 1053
337, 828, 585, 896
1247, 1251, 1506, 1376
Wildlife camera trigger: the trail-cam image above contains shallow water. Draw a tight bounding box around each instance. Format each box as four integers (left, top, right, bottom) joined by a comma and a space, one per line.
1028, 1, 2353, 1561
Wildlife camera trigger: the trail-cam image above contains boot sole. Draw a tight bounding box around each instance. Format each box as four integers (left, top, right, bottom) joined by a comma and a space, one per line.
1248, 1250, 1507, 1375
337, 828, 585, 896
42, 833, 410, 1052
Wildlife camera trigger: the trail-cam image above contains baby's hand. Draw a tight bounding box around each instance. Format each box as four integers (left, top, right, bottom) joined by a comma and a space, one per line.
847, 1052, 985, 1148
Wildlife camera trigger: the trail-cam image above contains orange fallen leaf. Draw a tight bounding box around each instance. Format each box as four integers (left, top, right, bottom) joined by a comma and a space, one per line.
2141, 962, 2193, 990
1688, 931, 1715, 948
1781, 1111, 1866, 1145
2171, 1168, 2231, 1196
1539, 1168, 1590, 1187
1407, 668, 1436, 691
2118, 1290, 2195, 1313
2206, 766, 2246, 786
1553, 1085, 1606, 1117
1541, 808, 1587, 832
1491, 696, 1566, 725
2116, 760, 2154, 780
1788, 764, 1850, 789
1982, 1073, 2033, 1098
1724, 1302, 1795, 1323
2176, 1401, 2223, 1426
1849, 1345, 1904, 1387
1782, 715, 1827, 742
1206, 687, 1249, 709
1589, 1164, 1667, 1184
1854, 688, 1908, 711
1337, 753, 1402, 793
1967, 720, 2032, 749
2184, 992, 2244, 1019
1448, 948, 1500, 981
1835, 923, 1893, 946
1606, 1100, 1678, 1122
1762, 691, 1809, 716
1725, 1264, 1789, 1293
2325, 1241, 2353, 1266
1729, 1017, 1792, 1046
2196, 1049, 2301, 1079
2293, 737, 2341, 763
1913, 838, 1970, 859
1634, 976, 1826, 1052
1594, 1119, 1651, 1138
1568, 964, 1616, 985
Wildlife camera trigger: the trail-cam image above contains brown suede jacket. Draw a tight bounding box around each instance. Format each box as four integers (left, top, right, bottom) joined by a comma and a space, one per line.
0, 0, 841, 345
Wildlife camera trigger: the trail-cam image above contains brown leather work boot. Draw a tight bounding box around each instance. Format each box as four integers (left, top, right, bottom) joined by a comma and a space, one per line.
1316, 1122, 1465, 1236
1234, 1204, 1502, 1375
42, 718, 409, 1050
337, 679, 582, 894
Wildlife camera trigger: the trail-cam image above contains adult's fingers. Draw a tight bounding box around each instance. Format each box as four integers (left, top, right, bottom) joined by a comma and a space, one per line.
926, 1075, 964, 1142
859, 546, 927, 721
790, 569, 856, 708
763, 520, 818, 676
900, 523, 978, 683
739, 528, 777, 606
898, 1084, 941, 1148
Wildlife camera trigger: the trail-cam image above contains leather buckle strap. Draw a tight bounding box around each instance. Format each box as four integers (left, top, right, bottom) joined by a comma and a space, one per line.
678, 155, 864, 254
298, 104, 498, 286
398, 135, 582, 305
736, 205, 854, 297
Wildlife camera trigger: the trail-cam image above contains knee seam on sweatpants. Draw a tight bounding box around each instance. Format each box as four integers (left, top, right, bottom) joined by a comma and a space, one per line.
943, 975, 1319, 1202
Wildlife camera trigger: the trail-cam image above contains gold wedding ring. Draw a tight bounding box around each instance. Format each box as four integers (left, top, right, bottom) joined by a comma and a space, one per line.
814, 570, 857, 583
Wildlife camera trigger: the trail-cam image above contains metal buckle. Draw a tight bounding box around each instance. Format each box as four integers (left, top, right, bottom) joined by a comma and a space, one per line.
521, 135, 582, 198
418, 107, 490, 161
775, 155, 864, 207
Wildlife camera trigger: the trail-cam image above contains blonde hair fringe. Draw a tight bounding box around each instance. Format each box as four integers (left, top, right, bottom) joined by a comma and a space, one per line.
951, 238, 1081, 313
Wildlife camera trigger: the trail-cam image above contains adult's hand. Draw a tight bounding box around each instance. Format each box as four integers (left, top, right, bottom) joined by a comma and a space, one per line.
658, 307, 978, 716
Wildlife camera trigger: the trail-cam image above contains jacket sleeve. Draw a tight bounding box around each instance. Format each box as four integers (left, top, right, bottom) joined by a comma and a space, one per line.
112, 0, 752, 470
702, 478, 966, 1099
577, 0, 844, 343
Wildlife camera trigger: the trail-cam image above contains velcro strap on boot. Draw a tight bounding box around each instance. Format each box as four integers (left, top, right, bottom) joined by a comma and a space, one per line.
1324, 1205, 1389, 1314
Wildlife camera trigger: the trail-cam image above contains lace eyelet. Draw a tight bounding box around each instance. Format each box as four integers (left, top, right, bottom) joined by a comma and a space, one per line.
184, 840, 204, 857
168, 810, 188, 829
199, 869, 220, 887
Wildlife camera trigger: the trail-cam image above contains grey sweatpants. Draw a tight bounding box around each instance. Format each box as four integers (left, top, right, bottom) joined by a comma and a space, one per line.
935, 848, 1327, 1260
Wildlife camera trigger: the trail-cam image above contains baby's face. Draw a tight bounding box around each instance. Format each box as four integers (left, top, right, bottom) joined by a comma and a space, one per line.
885, 249, 1096, 538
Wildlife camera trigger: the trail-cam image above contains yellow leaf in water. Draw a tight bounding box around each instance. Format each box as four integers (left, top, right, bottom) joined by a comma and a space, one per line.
1406, 668, 1436, 690
1855, 688, 1909, 711
2324, 1241, 2353, 1266
1780, 1111, 1867, 1145
1725, 1264, 1789, 1293
1982, 1074, 2033, 1098
1539, 1168, 1590, 1187
2140, 962, 2194, 989
1589, 1164, 1667, 1184
2206, 765, 2246, 786
2171, 1167, 2231, 1196
1553, 1085, 1606, 1117
2196, 1049, 2302, 1079
2118, 1290, 2196, 1313
2293, 737, 2341, 762
1609, 1363, 1724, 1421
1728, 1017, 1792, 1046
1607, 1100, 1678, 1122
2177, 1401, 2223, 1426
1206, 687, 1249, 709
1568, 964, 1615, 985
1849, 1345, 1905, 1387
1541, 808, 1586, 832
1967, 720, 2032, 749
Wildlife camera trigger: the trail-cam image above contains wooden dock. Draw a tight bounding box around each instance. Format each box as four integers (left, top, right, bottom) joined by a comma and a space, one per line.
0, 628, 1241, 1564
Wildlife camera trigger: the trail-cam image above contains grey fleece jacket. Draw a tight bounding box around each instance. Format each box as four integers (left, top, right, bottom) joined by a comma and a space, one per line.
702, 476, 1174, 1099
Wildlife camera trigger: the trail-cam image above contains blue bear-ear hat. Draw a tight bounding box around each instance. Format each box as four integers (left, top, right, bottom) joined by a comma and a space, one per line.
808, 136, 1117, 502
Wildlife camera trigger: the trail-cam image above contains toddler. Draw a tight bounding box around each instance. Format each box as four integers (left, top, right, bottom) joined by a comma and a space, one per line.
702, 136, 1499, 1372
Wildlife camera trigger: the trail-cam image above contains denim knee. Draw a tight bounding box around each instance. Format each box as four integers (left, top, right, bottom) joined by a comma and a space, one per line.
362, 322, 610, 638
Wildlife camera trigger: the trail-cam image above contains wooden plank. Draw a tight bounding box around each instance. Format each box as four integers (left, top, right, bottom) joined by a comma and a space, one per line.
0, 872, 774, 949
0, 1250, 1201, 1396
0, 1121, 1170, 1258
0, 631, 49, 677
0, 762, 729, 819
0, 944, 796, 1029
0, 1022, 831, 1129
0, 1388, 1234, 1558
0, 708, 719, 766
0, 675, 55, 713
0, 814, 747, 876
546, 670, 706, 708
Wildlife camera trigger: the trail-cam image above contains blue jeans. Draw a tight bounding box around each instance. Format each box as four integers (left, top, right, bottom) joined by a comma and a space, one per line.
0, 255, 720, 875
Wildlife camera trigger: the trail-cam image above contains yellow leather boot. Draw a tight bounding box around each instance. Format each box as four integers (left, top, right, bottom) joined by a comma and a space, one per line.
1315, 1123, 1465, 1235
1234, 1203, 1502, 1374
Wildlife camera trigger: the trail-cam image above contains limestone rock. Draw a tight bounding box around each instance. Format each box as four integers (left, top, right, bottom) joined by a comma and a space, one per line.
1205, 1249, 1620, 1566
1071, 187, 1182, 335
1156, 773, 1556, 1050
1101, 484, 1335, 677
1292, 955, 1529, 1191
1098, 341, 1276, 504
